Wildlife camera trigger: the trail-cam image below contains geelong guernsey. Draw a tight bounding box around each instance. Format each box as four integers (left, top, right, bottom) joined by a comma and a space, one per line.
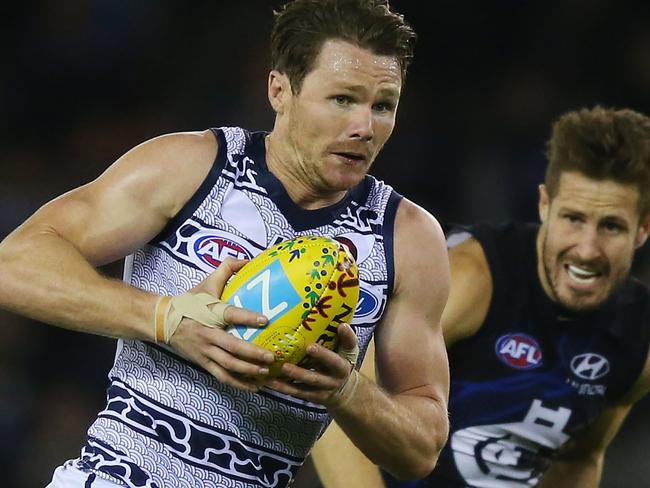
75, 127, 401, 488
385, 221, 650, 488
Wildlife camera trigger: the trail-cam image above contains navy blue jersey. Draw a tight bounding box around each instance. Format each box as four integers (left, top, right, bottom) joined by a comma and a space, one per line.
385, 221, 650, 488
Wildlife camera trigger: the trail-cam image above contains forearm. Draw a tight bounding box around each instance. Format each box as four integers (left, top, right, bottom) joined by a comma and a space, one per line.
537, 455, 603, 488
0, 229, 156, 340
328, 371, 448, 480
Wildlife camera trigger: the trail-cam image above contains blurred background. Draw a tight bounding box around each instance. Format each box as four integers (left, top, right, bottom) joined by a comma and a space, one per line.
2, 1, 650, 486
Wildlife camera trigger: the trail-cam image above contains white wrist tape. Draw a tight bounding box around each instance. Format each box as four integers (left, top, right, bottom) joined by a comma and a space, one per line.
328, 368, 361, 408
154, 292, 230, 343
337, 342, 359, 365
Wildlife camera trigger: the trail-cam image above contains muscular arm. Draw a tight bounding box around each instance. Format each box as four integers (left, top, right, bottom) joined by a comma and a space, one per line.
440, 236, 492, 346
0, 131, 218, 339
312, 234, 493, 486
0, 130, 274, 389
326, 199, 451, 479
311, 340, 386, 488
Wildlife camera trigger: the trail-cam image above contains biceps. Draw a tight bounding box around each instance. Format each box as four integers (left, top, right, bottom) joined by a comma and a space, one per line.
20, 183, 167, 265
374, 293, 450, 399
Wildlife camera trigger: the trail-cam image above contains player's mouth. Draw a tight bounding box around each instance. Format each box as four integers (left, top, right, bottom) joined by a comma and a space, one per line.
563, 263, 603, 287
332, 151, 368, 165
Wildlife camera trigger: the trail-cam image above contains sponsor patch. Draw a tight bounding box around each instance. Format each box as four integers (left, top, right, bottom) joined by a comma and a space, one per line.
495, 333, 543, 370
570, 353, 610, 381
355, 287, 379, 319
192, 235, 253, 269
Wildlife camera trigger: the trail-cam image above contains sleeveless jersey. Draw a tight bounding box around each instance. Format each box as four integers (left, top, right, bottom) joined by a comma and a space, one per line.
74, 127, 401, 488
385, 221, 650, 488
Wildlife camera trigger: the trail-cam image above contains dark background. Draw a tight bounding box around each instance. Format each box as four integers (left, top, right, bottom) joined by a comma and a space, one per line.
2, 1, 650, 486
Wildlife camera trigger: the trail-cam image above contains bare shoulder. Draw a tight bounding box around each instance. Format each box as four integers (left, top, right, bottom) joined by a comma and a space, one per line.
374, 197, 450, 396
12, 129, 220, 265
442, 235, 493, 345
393, 198, 448, 294
99, 129, 218, 212
394, 198, 445, 246
448, 237, 491, 285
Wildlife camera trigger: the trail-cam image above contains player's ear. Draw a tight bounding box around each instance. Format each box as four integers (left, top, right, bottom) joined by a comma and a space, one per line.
268, 70, 291, 114
635, 212, 650, 249
538, 184, 550, 224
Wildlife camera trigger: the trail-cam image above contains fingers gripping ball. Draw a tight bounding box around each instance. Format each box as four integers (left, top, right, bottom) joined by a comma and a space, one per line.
220, 236, 360, 377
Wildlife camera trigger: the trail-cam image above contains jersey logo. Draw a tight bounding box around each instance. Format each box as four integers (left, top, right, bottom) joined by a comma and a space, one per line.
570, 353, 610, 380
355, 287, 379, 319
451, 399, 570, 486
495, 333, 543, 370
193, 235, 253, 269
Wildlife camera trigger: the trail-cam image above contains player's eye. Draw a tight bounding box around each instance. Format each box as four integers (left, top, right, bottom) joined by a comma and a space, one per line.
332, 95, 353, 106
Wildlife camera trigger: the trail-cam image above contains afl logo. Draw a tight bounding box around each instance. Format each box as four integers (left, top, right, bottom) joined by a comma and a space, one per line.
194, 236, 252, 268
495, 333, 543, 370
355, 288, 379, 318
570, 353, 610, 380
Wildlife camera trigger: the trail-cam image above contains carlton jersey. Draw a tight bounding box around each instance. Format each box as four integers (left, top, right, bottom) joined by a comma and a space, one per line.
73, 127, 401, 488
385, 221, 650, 488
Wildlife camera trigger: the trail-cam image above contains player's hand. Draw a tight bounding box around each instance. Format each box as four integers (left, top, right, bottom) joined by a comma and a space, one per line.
169, 258, 275, 392
265, 323, 360, 406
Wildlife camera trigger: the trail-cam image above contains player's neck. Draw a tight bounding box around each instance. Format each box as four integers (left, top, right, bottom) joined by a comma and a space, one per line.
265, 133, 347, 210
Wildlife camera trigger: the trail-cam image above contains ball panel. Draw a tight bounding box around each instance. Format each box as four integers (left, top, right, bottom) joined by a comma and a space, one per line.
220, 236, 359, 376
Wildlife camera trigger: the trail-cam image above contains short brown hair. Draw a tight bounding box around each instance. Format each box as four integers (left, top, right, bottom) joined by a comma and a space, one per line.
271, 0, 416, 93
545, 105, 650, 217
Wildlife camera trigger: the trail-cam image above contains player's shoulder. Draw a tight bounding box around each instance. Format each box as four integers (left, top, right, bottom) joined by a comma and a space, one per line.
394, 197, 445, 245
90, 129, 220, 219
448, 220, 536, 273
130, 129, 218, 170
447, 220, 536, 249
609, 275, 650, 325
392, 198, 449, 293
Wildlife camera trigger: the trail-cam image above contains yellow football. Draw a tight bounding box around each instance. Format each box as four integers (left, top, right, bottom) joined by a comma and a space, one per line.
220, 235, 359, 377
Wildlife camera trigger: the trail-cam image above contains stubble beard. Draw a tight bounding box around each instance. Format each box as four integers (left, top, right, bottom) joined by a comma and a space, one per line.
541, 234, 628, 313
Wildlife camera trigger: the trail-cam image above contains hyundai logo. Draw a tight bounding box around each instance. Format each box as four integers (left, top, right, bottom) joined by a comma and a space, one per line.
570, 353, 610, 380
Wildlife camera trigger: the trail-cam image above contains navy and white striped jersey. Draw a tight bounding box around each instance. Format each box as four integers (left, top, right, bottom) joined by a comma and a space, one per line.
73, 127, 401, 488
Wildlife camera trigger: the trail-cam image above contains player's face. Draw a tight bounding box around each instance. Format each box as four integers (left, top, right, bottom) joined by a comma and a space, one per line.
537, 171, 650, 312
272, 39, 402, 194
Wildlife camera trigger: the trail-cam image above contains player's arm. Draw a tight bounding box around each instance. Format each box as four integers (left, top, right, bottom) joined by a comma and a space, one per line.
270, 198, 450, 479
538, 350, 650, 487
334, 199, 451, 479
0, 132, 204, 337
310, 233, 493, 487
536, 404, 630, 487
440, 235, 492, 346
0, 131, 272, 388
311, 339, 386, 488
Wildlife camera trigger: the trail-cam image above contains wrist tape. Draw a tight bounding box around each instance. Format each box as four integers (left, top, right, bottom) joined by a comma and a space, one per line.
337, 342, 359, 365
154, 293, 230, 343
328, 368, 361, 408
